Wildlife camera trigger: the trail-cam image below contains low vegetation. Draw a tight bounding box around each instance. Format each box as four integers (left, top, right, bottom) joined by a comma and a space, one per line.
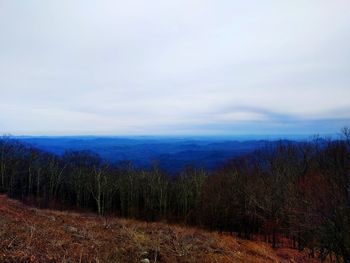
0, 195, 321, 262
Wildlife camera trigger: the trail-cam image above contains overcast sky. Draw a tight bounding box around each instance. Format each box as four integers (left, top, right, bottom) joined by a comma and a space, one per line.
0, 0, 349, 136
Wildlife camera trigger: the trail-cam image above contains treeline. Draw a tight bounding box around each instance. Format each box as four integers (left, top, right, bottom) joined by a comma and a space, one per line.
0, 129, 349, 262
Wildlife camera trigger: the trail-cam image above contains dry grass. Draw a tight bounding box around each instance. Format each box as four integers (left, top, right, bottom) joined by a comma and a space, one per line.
0, 195, 320, 263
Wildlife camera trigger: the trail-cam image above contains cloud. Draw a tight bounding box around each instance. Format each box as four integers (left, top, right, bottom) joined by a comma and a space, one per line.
0, 0, 349, 135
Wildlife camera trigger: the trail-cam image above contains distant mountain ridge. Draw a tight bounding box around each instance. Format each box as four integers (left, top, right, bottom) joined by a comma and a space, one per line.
16, 136, 306, 173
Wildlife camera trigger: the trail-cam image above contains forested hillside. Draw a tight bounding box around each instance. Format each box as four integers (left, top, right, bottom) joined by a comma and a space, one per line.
0, 128, 349, 262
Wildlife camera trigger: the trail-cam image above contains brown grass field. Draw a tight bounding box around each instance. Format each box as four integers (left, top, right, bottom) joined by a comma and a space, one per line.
0, 195, 321, 262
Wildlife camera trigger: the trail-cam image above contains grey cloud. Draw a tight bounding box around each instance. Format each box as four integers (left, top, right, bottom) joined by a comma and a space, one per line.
0, 0, 349, 135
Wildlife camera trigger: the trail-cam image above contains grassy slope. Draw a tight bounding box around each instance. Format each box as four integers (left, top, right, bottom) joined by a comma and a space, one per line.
0, 195, 318, 263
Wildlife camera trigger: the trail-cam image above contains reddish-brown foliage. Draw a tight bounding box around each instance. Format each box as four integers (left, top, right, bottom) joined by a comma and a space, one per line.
0, 195, 324, 263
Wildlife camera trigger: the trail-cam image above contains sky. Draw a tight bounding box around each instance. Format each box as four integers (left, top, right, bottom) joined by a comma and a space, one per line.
0, 0, 349, 136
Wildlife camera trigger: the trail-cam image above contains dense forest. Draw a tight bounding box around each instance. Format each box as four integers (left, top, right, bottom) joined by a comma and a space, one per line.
0, 128, 349, 262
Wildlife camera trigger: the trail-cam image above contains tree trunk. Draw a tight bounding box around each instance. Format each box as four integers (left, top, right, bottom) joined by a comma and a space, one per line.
272, 228, 276, 248
36, 170, 41, 199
